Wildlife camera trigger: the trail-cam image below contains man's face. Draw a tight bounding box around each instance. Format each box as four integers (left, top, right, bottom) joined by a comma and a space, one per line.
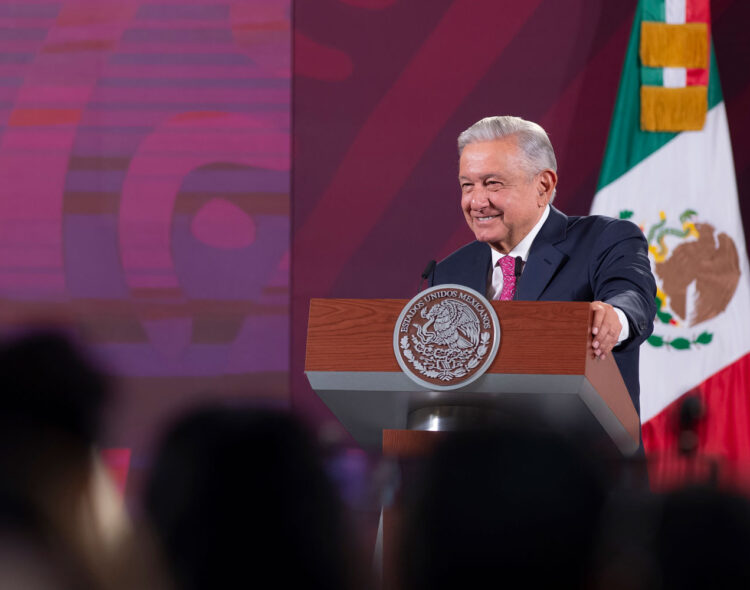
459, 137, 552, 254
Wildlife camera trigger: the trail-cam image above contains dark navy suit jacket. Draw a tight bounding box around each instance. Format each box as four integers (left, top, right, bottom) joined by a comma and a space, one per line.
430, 205, 656, 417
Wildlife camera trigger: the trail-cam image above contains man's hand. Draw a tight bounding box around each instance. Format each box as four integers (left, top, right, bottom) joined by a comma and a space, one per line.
590, 301, 621, 360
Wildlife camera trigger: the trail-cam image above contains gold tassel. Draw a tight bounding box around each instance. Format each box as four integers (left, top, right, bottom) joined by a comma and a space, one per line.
640, 22, 708, 69
641, 86, 707, 132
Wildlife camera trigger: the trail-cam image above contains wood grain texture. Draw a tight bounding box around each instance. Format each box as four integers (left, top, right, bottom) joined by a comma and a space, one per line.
382, 429, 445, 457
306, 299, 591, 374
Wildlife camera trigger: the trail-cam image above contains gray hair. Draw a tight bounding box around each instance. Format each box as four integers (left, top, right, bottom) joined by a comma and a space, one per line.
457, 116, 558, 177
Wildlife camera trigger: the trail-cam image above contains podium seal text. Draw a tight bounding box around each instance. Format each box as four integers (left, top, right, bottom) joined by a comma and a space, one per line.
393, 284, 500, 390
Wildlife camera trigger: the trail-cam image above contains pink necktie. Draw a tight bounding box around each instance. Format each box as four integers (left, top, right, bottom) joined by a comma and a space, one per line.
497, 256, 517, 301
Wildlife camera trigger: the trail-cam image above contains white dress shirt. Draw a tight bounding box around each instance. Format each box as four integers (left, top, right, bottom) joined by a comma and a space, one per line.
487, 205, 630, 344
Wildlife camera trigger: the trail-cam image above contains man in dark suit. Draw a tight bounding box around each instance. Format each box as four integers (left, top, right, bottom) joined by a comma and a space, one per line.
430, 116, 656, 416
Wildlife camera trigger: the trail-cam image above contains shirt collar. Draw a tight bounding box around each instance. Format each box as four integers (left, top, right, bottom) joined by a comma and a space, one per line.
490, 204, 550, 267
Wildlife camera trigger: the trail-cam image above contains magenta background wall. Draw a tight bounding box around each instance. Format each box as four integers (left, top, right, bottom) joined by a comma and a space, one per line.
0, 1, 290, 492
292, 0, 750, 433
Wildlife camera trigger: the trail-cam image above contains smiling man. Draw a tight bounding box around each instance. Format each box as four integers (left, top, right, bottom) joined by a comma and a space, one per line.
430, 115, 656, 416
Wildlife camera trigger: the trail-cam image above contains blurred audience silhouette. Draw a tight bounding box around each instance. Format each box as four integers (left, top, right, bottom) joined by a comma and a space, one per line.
145, 407, 362, 590
398, 427, 607, 590
0, 329, 158, 590
594, 485, 750, 590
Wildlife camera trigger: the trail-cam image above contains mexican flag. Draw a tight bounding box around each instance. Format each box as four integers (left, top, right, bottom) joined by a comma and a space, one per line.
591, 0, 750, 487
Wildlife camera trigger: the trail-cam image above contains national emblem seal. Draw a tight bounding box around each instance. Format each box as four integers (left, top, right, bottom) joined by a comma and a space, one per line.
393, 284, 500, 390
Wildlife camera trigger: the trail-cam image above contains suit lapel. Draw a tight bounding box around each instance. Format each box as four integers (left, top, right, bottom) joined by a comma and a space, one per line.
517, 206, 569, 301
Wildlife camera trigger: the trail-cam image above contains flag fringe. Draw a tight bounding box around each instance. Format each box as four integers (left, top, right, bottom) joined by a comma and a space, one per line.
641, 86, 707, 131
640, 22, 708, 69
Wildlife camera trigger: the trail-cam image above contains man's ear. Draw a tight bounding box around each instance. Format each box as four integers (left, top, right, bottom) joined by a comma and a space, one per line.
536, 169, 557, 205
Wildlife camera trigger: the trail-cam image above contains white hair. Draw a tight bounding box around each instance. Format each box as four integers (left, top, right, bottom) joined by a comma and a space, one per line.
457, 116, 558, 189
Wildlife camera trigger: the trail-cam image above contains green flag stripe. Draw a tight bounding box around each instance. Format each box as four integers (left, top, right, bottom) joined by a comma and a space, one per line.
641, 66, 663, 86
597, 0, 723, 191
707, 45, 722, 110
643, 0, 665, 22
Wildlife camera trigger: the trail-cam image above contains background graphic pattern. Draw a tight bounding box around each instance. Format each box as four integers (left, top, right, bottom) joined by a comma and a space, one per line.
0, 0, 290, 492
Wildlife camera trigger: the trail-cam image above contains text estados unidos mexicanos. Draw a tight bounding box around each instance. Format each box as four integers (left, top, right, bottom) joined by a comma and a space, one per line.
457, 291, 492, 330
400, 301, 425, 332
400, 290, 491, 332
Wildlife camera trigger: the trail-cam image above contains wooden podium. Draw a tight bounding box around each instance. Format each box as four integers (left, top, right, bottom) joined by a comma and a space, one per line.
305, 298, 640, 456
306, 298, 641, 588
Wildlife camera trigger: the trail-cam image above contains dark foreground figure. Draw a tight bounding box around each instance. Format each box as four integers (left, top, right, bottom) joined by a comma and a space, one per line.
399, 427, 607, 590
595, 485, 750, 590
0, 329, 160, 590
145, 407, 362, 590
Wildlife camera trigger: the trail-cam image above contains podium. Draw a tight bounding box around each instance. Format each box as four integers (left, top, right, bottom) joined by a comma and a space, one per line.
306, 297, 641, 588
305, 298, 640, 456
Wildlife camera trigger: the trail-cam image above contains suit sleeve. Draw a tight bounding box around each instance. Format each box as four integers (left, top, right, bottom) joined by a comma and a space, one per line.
590, 220, 657, 352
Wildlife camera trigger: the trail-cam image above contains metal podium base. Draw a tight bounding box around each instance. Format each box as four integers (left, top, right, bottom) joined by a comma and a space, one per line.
406, 405, 501, 432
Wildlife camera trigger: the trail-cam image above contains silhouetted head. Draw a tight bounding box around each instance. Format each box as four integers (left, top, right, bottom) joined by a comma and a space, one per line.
0, 329, 110, 590
401, 427, 606, 590
145, 407, 355, 590
0, 329, 108, 449
593, 485, 750, 590
657, 486, 750, 589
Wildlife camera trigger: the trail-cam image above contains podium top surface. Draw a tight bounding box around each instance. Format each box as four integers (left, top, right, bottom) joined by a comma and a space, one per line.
306, 299, 591, 376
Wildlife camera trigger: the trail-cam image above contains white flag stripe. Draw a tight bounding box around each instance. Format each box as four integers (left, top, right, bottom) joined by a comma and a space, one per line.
592, 103, 750, 422
666, 0, 687, 24
663, 67, 687, 87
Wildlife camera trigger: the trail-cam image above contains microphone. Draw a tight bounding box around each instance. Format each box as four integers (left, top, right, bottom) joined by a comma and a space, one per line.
513, 256, 523, 300
419, 259, 436, 293
678, 394, 704, 456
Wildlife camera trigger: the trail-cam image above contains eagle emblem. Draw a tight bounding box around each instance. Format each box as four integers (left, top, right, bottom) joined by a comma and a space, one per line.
415, 299, 480, 351
621, 208, 740, 350
394, 285, 500, 389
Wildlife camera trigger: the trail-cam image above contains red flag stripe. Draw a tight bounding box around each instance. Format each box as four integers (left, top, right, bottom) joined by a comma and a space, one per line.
643, 352, 750, 491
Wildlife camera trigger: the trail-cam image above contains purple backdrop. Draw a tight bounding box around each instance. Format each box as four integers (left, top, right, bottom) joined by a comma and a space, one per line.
0, 0, 290, 493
